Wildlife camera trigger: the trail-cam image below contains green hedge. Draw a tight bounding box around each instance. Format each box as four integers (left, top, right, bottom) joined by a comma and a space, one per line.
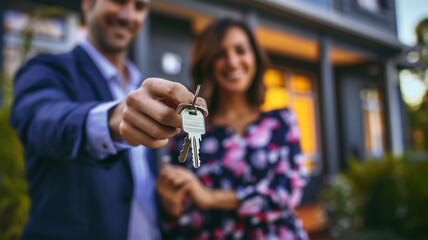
321, 154, 428, 240
0, 106, 28, 240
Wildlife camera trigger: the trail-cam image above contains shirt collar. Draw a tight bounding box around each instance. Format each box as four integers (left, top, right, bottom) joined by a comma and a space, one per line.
79, 39, 142, 87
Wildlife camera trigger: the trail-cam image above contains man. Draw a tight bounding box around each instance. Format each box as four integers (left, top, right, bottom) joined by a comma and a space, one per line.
9, 0, 206, 239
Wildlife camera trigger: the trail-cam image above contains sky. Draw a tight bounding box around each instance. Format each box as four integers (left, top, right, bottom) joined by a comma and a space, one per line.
396, 0, 428, 46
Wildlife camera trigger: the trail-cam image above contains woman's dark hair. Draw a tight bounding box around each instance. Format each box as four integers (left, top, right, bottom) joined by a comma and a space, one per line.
191, 18, 267, 115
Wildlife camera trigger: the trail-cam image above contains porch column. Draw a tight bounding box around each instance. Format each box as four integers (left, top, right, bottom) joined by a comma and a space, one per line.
319, 34, 340, 175
133, 14, 151, 77
382, 58, 404, 154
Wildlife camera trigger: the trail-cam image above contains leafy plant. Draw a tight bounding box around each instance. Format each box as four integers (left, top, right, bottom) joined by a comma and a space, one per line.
0, 105, 28, 240
320, 154, 428, 239
0, 6, 66, 239
0, 69, 28, 240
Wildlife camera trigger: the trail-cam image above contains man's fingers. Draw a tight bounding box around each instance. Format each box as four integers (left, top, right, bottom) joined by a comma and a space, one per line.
119, 121, 169, 148
122, 78, 209, 147
143, 78, 193, 103
122, 106, 178, 139
195, 97, 208, 117
126, 90, 181, 128
141, 78, 209, 116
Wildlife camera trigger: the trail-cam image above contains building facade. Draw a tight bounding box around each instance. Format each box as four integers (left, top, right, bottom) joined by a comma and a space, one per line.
1, 0, 406, 203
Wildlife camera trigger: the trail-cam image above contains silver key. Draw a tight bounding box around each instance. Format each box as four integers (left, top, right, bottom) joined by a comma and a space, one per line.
181, 108, 205, 168
178, 136, 191, 163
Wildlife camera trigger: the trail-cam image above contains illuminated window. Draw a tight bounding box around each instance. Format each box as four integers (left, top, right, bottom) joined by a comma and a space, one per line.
357, 0, 381, 12
360, 89, 386, 157
262, 69, 321, 175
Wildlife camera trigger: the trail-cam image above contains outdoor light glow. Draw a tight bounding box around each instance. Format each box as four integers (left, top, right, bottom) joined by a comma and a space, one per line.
399, 69, 427, 109
161, 52, 182, 76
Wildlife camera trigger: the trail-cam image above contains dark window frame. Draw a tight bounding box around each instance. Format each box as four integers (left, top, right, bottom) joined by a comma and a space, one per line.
335, 0, 396, 33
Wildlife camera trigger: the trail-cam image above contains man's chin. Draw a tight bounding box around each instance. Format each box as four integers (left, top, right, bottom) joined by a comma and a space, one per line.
103, 41, 130, 54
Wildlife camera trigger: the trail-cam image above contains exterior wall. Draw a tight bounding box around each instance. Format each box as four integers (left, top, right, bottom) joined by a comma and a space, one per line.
2, 0, 406, 203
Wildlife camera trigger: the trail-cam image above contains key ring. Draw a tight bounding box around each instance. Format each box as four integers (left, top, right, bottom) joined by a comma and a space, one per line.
176, 103, 206, 115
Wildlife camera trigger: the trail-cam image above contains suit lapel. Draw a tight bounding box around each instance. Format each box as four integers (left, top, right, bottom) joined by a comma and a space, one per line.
74, 46, 133, 174
145, 149, 158, 177
74, 46, 113, 101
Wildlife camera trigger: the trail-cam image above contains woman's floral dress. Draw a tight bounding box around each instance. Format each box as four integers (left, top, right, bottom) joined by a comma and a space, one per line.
161, 108, 309, 240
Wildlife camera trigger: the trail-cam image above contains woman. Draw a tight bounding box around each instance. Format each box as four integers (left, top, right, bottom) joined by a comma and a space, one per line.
156, 18, 309, 240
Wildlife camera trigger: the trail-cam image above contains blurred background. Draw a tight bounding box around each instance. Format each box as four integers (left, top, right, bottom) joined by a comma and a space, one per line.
0, 0, 427, 239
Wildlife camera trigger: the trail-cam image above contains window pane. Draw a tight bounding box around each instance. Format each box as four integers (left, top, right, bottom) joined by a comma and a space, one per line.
292, 74, 312, 92
291, 96, 319, 174
261, 69, 288, 111
357, 0, 381, 12
262, 68, 321, 175
360, 88, 386, 157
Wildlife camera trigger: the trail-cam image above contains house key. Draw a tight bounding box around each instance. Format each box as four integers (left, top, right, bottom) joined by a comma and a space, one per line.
176, 85, 206, 168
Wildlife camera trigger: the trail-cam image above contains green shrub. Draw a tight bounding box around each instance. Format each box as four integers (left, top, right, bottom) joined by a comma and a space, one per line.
0, 106, 28, 240
0, 7, 66, 239
320, 154, 428, 240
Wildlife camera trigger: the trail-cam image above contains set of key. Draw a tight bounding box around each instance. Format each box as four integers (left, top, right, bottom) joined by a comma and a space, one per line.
176, 84, 206, 168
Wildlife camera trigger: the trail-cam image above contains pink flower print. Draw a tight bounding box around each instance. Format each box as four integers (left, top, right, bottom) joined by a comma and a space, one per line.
222, 135, 248, 176
178, 213, 192, 225
220, 179, 232, 190
286, 124, 300, 144
206, 124, 216, 132
238, 196, 264, 216
236, 185, 254, 199
294, 153, 309, 180
251, 150, 267, 169
192, 210, 203, 229
232, 224, 244, 239
254, 229, 266, 240
213, 228, 224, 239
233, 161, 248, 177
268, 148, 280, 164
223, 220, 234, 235
200, 174, 213, 186
196, 231, 209, 240
276, 188, 290, 207
201, 137, 218, 154
280, 109, 297, 126
266, 210, 282, 222
289, 189, 303, 209
256, 179, 270, 194
246, 118, 278, 148
278, 226, 297, 240
222, 135, 246, 166
288, 173, 303, 208
276, 159, 289, 174
268, 143, 280, 150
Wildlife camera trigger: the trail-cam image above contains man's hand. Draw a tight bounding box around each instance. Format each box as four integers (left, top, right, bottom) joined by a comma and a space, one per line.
109, 78, 207, 148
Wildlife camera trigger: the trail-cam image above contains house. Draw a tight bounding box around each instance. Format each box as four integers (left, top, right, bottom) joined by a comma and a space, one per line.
0, 0, 407, 236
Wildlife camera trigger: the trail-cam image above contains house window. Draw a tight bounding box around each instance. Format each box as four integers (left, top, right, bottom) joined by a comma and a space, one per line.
356, 0, 382, 13
262, 68, 321, 175
360, 88, 386, 157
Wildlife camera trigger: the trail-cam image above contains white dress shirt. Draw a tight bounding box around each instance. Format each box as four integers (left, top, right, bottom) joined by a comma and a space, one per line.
81, 39, 160, 240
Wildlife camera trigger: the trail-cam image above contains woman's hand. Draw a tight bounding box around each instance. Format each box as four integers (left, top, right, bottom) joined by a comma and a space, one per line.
157, 165, 240, 215
156, 166, 191, 217
156, 166, 214, 210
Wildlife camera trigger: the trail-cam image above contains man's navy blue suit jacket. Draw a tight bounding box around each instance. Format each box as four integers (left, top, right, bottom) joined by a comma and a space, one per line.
10, 46, 158, 239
